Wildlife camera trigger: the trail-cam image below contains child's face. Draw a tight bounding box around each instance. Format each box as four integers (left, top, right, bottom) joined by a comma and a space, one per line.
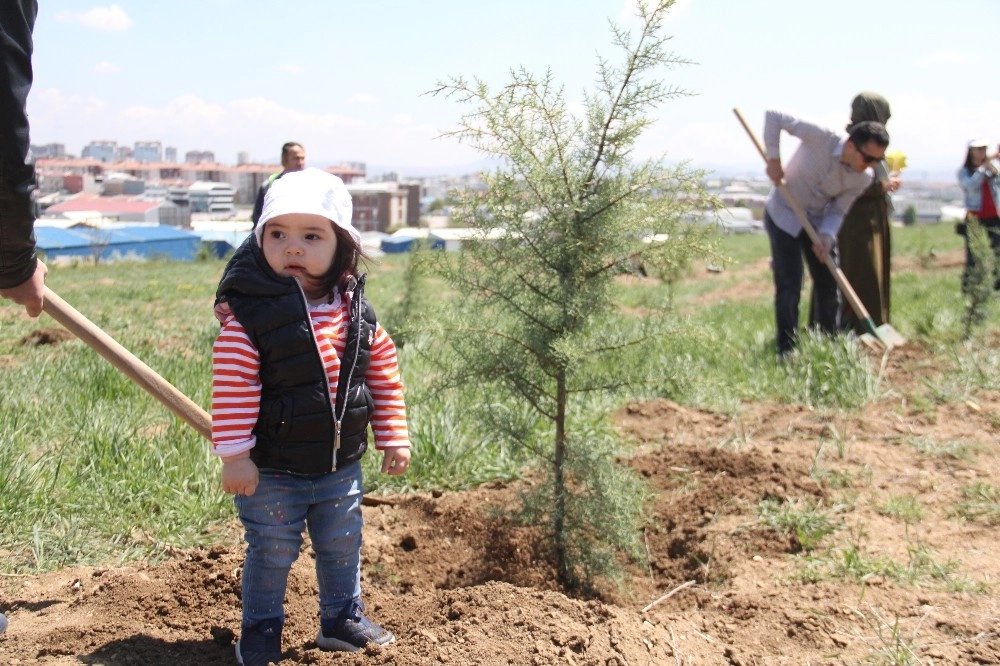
261, 213, 338, 298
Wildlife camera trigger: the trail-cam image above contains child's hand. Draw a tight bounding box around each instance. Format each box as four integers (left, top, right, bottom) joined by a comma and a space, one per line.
380, 447, 411, 476
214, 301, 232, 324
221, 453, 260, 495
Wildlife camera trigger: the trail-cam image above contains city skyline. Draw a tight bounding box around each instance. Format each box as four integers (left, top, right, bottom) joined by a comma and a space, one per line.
28, 1, 1000, 181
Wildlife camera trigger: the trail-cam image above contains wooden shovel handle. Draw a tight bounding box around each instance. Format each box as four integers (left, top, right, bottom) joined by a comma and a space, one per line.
41, 286, 212, 441
732, 108, 877, 329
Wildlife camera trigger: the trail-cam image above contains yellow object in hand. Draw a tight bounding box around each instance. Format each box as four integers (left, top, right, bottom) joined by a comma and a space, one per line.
885, 150, 907, 172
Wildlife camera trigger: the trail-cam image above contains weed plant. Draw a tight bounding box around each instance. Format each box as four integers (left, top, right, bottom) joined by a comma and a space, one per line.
953, 482, 1000, 525
757, 498, 843, 551
875, 495, 924, 524
908, 435, 978, 463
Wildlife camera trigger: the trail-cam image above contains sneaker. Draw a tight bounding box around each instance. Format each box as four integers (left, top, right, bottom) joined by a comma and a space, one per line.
316, 600, 395, 652
235, 617, 283, 665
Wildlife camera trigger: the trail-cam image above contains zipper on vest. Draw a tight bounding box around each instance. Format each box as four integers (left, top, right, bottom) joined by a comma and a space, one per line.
334, 276, 366, 464
294, 280, 341, 471
334, 275, 367, 430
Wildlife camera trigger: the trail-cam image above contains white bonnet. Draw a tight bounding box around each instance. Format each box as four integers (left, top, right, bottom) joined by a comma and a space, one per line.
255, 167, 358, 245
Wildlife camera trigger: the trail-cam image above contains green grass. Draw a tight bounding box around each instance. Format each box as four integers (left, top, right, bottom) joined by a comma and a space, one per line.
953, 482, 1000, 525
908, 435, 978, 463
1, 221, 998, 572
875, 495, 924, 524
757, 498, 843, 551
793, 535, 986, 594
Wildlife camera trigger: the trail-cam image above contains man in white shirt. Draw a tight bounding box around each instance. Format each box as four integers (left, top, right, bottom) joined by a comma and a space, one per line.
762, 111, 889, 355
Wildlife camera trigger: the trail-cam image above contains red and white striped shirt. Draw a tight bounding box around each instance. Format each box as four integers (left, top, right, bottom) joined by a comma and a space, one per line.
211, 291, 410, 458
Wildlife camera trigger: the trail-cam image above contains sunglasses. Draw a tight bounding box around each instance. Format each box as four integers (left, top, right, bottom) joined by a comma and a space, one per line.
857, 148, 881, 164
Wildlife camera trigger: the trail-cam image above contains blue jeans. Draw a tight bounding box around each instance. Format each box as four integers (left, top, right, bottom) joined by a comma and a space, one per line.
764, 213, 840, 354
235, 461, 364, 628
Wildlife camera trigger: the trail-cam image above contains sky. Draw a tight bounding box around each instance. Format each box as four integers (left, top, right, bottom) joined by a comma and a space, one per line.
27, 0, 1000, 181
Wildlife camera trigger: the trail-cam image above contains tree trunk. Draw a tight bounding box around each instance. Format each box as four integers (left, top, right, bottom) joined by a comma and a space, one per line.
553, 370, 569, 585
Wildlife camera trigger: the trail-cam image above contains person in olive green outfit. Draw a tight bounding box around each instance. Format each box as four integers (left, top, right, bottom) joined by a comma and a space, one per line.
835, 92, 900, 333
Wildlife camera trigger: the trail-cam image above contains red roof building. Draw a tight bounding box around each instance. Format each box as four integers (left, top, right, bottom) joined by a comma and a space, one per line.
44, 194, 188, 227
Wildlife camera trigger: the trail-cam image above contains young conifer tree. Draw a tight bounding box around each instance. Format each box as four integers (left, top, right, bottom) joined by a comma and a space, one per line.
426, 0, 715, 589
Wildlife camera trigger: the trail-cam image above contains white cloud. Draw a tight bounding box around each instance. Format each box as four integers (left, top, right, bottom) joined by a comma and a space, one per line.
56, 5, 133, 32
27, 90, 485, 168
278, 64, 304, 75
121, 94, 229, 128
348, 93, 377, 104
30, 87, 107, 118
92, 61, 120, 75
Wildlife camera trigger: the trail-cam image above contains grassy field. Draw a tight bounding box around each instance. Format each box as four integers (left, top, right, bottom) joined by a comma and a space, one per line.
0, 220, 995, 573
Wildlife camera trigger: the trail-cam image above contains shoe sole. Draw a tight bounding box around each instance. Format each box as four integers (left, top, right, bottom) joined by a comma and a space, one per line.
316, 631, 396, 652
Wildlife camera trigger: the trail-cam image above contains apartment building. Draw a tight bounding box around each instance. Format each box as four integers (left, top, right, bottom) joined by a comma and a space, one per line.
188, 181, 235, 213
134, 141, 163, 163
34, 158, 385, 221
30, 143, 66, 159
81, 140, 117, 162
184, 150, 215, 164
349, 181, 420, 232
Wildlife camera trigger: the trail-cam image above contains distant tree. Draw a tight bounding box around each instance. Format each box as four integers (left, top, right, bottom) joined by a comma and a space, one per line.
87, 228, 111, 265
426, 0, 714, 590
426, 197, 447, 214
903, 204, 918, 226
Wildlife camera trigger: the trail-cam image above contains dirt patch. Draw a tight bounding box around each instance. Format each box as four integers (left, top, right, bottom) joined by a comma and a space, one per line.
19, 327, 74, 346
2, 344, 999, 665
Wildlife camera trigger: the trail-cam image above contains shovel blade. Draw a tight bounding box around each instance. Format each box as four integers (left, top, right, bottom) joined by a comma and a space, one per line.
875, 324, 906, 349
858, 332, 883, 351
859, 324, 906, 351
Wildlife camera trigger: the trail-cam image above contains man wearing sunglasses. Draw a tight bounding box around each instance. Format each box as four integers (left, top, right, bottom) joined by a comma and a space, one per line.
760, 109, 889, 356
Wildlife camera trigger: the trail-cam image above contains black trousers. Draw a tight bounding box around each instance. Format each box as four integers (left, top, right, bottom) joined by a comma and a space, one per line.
0, 0, 39, 289
764, 212, 840, 354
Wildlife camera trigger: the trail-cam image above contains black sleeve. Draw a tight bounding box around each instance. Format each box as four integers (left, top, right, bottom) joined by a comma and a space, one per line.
251, 184, 267, 227
0, 2, 39, 288
0, 164, 37, 289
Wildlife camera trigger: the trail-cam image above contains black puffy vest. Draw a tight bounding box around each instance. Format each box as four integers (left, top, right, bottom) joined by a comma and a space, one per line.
216, 235, 375, 475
